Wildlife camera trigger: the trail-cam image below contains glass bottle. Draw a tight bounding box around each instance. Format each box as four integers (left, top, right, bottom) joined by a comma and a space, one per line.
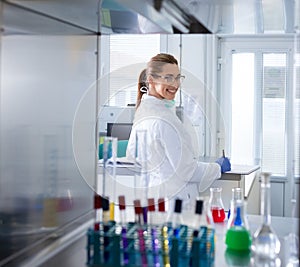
252, 172, 280, 259
209, 187, 226, 223
225, 198, 252, 251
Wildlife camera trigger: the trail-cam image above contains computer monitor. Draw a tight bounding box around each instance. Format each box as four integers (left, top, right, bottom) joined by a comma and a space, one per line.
107, 123, 133, 140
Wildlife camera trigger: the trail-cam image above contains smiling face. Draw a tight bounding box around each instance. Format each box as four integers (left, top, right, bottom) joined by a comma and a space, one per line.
148, 63, 181, 100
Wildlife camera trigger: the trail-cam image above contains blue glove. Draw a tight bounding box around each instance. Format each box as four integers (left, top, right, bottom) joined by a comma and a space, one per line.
216, 150, 231, 173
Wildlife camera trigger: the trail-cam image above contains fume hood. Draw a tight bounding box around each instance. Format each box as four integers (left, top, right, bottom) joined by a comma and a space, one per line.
2, 0, 299, 35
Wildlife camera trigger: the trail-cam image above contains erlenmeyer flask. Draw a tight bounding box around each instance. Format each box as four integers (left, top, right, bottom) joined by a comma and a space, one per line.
209, 187, 226, 223
252, 172, 280, 259
225, 197, 252, 251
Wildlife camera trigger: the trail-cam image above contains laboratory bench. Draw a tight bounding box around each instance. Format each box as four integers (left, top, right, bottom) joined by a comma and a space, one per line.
98, 160, 260, 213
9, 211, 298, 267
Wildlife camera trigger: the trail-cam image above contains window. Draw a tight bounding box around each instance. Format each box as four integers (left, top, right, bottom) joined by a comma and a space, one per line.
225, 46, 297, 177
108, 34, 160, 106
231, 53, 255, 165
262, 53, 287, 175
220, 37, 299, 216
295, 53, 300, 177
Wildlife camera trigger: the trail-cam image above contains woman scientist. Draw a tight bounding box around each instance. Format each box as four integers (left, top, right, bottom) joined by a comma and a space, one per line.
126, 53, 221, 210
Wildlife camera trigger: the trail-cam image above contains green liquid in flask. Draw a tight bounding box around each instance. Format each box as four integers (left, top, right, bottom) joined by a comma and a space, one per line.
225, 226, 252, 251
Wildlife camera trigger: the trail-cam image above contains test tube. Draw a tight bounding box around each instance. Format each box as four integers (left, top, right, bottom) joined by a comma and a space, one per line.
102, 197, 110, 262
158, 198, 167, 225
161, 225, 171, 267
119, 195, 127, 225
102, 137, 117, 221
134, 199, 143, 225
169, 198, 183, 237
134, 199, 148, 266
148, 198, 155, 225
119, 195, 129, 265
93, 193, 102, 231
148, 198, 159, 267
135, 130, 149, 225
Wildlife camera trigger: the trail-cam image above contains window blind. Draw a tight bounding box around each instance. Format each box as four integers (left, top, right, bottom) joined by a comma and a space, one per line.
109, 34, 160, 107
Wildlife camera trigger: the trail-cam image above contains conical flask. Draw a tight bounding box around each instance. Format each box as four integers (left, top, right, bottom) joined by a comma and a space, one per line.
252, 172, 280, 259
225, 197, 252, 251
209, 187, 226, 223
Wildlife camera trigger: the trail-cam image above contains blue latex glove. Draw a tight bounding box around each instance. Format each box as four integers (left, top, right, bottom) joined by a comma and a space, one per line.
216, 150, 231, 173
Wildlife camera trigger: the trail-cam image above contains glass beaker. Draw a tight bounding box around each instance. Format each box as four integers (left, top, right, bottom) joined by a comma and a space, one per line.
252, 172, 280, 260
225, 198, 252, 251
209, 187, 226, 223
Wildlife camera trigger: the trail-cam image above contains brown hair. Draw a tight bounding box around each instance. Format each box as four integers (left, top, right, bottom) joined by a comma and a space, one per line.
136, 53, 178, 108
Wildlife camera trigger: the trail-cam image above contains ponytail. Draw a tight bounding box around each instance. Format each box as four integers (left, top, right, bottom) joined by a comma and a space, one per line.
136, 69, 147, 109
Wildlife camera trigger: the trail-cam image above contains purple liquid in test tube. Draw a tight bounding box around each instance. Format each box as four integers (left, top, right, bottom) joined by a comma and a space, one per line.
138, 228, 148, 267
151, 228, 160, 267
148, 198, 159, 266
119, 195, 129, 264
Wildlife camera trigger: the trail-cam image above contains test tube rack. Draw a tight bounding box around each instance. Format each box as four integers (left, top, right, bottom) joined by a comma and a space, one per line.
86, 222, 215, 267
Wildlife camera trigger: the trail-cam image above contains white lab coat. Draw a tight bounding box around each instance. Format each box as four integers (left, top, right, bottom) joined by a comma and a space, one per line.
126, 94, 221, 209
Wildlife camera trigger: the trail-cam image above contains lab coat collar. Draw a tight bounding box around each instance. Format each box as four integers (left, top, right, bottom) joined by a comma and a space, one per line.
142, 94, 176, 110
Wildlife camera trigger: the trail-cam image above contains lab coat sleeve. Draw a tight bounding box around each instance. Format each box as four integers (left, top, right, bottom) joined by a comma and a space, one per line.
192, 161, 221, 192
125, 126, 136, 161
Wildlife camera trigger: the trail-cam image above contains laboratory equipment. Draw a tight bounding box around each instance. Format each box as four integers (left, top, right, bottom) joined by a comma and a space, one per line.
252, 172, 281, 259
134, 129, 149, 219
225, 248, 251, 267
225, 197, 251, 251
119, 195, 129, 265
133, 199, 148, 266
227, 187, 243, 222
86, 196, 216, 267
209, 187, 226, 223
102, 197, 111, 263
168, 198, 184, 237
189, 197, 215, 267
285, 232, 299, 267
147, 198, 156, 226
161, 225, 171, 267
147, 198, 160, 267
192, 197, 214, 230
93, 193, 102, 231
285, 177, 299, 267
133, 199, 143, 225
102, 136, 118, 220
